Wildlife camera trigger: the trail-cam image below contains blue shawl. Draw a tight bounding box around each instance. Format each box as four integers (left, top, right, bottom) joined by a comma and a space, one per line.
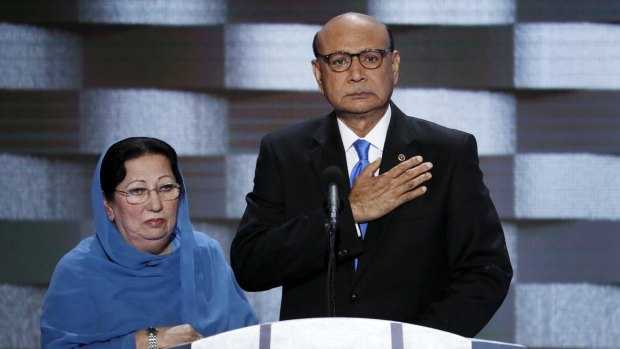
41, 145, 258, 348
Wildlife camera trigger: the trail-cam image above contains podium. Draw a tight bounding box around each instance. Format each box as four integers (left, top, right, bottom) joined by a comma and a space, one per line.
186, 318, 526, 349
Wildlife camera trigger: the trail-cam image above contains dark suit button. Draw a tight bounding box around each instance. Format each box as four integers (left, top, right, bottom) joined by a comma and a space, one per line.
350, 293, 359, 304
337, 249, 348, 257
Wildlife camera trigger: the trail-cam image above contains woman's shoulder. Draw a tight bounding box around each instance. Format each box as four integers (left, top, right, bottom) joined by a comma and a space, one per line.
48, 236, 102, 286
55, 236, 96, 263
190, 231, 231, 265
191, 231, 224, 250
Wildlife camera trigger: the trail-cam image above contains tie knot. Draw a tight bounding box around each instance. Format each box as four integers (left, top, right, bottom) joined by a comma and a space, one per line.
353, 139, 370, 161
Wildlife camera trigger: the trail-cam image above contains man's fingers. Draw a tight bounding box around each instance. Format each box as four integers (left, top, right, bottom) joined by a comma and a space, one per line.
361, 157, 382, 176
409, 171, 432, 190
388, 156, 424, 178
398, 185, 428, 204
391, 161, 433, 188
409, 162, 433, 180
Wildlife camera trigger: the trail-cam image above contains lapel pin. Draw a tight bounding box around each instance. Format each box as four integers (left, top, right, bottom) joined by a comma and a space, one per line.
398, 154, 406, 162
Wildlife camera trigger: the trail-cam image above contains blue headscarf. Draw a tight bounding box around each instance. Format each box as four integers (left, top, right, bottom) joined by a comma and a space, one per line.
41, 139, 258, 348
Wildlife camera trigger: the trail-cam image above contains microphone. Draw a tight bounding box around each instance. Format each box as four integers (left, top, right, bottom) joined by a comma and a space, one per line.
321, 166, 345, 317
321, 166, 345, 231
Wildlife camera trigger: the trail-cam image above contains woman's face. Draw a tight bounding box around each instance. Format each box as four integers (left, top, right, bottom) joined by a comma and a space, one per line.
103, 153, 179, 254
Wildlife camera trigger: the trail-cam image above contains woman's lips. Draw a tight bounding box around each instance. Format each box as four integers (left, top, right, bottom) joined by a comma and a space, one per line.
144, 218, 166, 227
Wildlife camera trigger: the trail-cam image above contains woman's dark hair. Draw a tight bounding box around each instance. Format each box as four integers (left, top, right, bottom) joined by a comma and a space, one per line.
100, 137, 182, 202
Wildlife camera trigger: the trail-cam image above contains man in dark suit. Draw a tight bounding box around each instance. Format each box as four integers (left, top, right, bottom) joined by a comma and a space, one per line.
231, 12, 512, 338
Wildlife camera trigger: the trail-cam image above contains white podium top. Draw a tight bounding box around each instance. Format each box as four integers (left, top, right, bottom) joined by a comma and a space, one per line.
186, 317, 525, 349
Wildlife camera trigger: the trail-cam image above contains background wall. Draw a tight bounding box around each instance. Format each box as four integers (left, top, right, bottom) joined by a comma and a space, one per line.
1, 1, 619, 348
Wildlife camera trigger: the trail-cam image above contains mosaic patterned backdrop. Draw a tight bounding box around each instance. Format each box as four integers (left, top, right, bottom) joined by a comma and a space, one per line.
1, 1, 619, 348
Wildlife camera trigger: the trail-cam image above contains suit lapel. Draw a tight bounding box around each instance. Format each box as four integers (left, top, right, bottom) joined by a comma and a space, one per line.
308, 113, 358, 278
308, 112, 349, 184
354, 103, 420, 281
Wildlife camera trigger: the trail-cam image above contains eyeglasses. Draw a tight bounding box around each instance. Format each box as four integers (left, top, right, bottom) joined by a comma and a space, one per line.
318, 48, 393, 72
115, 183, 182, 205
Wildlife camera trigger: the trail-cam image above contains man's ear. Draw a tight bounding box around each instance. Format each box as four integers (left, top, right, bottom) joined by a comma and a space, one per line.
391, 50, 401, 85
312, 59, 325, 95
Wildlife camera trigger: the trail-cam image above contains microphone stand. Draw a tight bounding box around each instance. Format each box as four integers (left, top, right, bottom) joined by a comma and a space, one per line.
326, 215, 337, 317
321, 166, 343, 318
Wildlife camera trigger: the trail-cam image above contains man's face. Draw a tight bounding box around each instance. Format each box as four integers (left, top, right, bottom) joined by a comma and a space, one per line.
312, 17, 400, 119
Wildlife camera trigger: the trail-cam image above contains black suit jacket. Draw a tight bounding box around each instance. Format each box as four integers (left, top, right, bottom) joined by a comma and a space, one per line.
231, 102, 512, 337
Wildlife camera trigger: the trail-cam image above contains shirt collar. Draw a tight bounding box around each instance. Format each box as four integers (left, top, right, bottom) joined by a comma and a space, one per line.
337, 104, 392, 152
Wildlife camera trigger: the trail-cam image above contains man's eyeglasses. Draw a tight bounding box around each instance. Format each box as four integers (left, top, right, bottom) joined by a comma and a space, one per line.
318, 48, 393, 72
115, 183, 182, 205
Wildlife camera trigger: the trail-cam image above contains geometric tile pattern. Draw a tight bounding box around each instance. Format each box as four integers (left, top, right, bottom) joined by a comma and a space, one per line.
0, 285, 46, 349
225, 24, 320, 91
225, 154, 258, 218
1, 1, 619, 348
78, 0, 227, 25
516, 283, 620, 348
0, 23, 81, 90
515, 23, 620, 89
79, 89, 229, 155
370, 0, 516, 25
392, 88, 516, 156
0, 154, 89, 220
515, 154, 620, 220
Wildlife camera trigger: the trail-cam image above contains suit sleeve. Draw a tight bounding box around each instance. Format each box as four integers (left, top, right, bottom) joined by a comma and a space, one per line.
414, 134, 513, 337
230, 136, 359, 291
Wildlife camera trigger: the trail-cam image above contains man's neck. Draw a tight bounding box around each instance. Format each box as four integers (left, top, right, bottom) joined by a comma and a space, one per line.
336, 106, 388, 138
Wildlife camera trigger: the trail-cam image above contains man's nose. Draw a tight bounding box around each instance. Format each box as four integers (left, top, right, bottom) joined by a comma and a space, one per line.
348, 56, 367, 82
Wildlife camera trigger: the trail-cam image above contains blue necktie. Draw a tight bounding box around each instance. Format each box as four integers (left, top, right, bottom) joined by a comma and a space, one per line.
350, 139, 370, 271
350, 139, 370, 239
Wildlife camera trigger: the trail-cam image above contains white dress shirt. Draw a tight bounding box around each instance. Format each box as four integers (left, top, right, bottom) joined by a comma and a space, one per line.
337, 104, 392, 178
336, 105, 392, 237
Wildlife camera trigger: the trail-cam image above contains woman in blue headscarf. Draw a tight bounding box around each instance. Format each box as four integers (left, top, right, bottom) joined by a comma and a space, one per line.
41, 137, 258, 348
